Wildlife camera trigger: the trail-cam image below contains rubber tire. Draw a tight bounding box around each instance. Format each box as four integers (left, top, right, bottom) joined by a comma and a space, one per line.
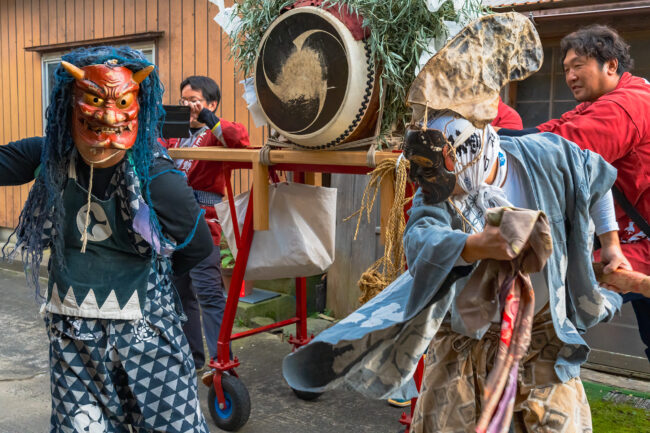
207, 374, 251, 431
291, 387, 322, 401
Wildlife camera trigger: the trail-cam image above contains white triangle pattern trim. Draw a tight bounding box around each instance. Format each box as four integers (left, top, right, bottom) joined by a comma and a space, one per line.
46, 284, 142, 320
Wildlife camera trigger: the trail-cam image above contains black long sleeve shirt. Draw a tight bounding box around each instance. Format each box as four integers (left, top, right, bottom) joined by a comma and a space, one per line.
0, 137, 212, 275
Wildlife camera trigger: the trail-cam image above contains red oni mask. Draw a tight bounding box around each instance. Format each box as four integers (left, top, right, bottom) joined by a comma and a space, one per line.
63, 60, 153, 166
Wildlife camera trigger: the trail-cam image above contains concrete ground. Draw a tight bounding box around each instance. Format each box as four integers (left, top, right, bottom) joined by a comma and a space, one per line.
0, 266, 406, 433
1, 264, 649, 433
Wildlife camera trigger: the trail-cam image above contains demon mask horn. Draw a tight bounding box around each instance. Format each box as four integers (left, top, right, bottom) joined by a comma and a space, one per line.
61, 60, 85, 80
132, 65, 155, 84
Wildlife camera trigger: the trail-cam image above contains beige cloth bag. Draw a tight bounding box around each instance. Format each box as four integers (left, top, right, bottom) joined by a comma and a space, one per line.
215, 182, 336, 280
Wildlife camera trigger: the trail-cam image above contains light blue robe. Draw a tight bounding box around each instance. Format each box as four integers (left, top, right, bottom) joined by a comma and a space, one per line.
283, 133, 622, 399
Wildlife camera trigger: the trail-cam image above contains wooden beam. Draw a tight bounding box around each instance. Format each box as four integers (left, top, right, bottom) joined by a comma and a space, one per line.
24, 31, 164, 53
167, 147, 399, 166
304, 172, 322, 186
252, 153, 269, 231
500, 0, 650, 19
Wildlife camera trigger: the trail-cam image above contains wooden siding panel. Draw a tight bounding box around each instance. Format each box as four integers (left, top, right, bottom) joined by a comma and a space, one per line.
15, 1, 27, 210
84, 0, 93, 40
182, 0, 195, 77
146, 0, 158, 32
0, 0, 8, 228
31, 0, 43, 138
16, 2, 27, 139
135, 0, 146, 33
24, 0, 40, 136
103, 0, 114, 37
5, 0, 18, 227
74, 0, 84, 41
56, 0, 65, 43
64, 0, 74, 42
219, 29, 235, 128
206, 1, 220, 92
194, 0, 207, 77
39, 0, 49, 46
206, 0, 223, 130
7, 0, 19, 142
169, 0, 182, 105
157, 0, 171, 104
124, 0, 135, 35
114, 0, 125, 36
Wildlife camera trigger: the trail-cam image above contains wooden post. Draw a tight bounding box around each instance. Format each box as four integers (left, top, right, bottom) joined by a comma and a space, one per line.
304, 172, 322, 186
252, 154, 270, 231
379, 172, 395, 246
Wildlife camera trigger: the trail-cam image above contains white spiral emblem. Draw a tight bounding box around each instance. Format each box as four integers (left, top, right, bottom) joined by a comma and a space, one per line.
76, 202, 112, 243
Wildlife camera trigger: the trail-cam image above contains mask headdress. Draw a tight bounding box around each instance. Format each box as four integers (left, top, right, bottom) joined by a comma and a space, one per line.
3, 46, 166, 295
403, 12, 543, 209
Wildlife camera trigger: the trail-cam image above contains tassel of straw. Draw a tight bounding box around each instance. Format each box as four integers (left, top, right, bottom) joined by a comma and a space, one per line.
344, 156, 412, 304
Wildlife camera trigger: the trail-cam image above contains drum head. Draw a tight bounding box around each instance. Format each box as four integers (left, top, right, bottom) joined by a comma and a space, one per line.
255, 6, 377, 149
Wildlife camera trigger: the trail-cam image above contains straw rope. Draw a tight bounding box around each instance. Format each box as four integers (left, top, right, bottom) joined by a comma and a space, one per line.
344, 156, 412, 304
80, 163, 94, 254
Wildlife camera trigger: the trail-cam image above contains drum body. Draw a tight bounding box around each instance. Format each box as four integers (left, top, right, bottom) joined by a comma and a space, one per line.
254, 6, 379, 149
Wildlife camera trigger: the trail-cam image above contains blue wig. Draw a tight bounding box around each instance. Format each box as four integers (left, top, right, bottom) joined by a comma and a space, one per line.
7, 46, 168, 295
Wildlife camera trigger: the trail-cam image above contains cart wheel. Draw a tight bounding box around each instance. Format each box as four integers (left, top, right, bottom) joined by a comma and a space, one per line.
291, 387, 322, 401
208, 374, 251, 431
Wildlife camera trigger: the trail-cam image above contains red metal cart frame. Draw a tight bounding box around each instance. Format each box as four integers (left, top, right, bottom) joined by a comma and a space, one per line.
167, 147, 415, 431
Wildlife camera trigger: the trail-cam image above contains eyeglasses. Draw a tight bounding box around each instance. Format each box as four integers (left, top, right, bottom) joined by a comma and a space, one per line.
179, 98, 206, 105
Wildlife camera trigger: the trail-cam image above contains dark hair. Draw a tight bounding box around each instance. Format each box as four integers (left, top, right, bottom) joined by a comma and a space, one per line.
180, 75, 221, 105
561, 25, 634, 74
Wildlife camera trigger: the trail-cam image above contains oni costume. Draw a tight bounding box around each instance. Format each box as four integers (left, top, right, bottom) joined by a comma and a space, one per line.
0, 47, 212, 433
283, 12, 623, 433
163, 109, 249, 368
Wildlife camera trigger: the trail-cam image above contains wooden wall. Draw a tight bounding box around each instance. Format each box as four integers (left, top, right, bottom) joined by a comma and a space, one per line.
0, 0, 262, 229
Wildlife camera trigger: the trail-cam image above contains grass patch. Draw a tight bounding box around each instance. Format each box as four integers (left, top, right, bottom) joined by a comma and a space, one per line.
589, 400, 649, 432
584, 381, 650, 432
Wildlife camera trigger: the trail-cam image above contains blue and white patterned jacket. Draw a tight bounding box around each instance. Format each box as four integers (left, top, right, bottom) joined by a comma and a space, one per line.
284, 133, 621, 398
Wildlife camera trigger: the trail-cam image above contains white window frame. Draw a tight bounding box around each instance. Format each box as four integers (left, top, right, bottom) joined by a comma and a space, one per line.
40, 42, 156, 134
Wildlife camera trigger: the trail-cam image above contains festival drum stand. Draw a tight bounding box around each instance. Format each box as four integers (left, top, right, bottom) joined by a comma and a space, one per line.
168, 145, 402, 431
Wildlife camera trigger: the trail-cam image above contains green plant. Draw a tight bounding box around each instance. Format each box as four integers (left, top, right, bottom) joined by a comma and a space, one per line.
226, 0, 487, 139
221, 247, 236, 269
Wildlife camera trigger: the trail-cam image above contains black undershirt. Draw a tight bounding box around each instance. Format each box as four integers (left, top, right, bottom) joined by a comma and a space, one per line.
0, 137, 212, 275
497, 127, 541, 137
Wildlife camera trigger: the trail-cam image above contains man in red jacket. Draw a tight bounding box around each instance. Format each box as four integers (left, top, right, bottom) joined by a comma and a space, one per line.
500, 25, 650, 361
164, 76, 250, 372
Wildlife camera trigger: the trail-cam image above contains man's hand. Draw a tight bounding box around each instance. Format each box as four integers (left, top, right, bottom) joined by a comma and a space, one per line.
188, 100, 204, 123
461, 224, 517, 263
597, 230, 632, 292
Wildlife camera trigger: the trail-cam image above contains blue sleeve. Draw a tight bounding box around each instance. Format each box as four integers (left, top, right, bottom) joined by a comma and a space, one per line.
0, 137, 43, 186
402, 190, 471, 315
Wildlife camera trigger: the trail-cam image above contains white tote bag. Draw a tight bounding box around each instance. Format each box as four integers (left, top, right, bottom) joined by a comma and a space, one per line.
215, 182, 336, 280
